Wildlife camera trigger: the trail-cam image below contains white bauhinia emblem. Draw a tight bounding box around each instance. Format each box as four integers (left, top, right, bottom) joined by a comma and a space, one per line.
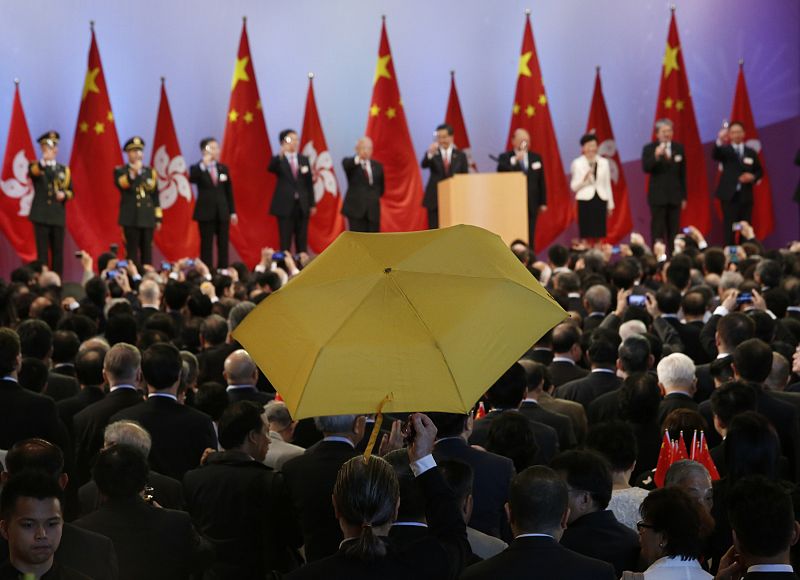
153, 145, 192, 210
0, 150, 34, 216
302, 141, 338, 203
597, 139, 620, 184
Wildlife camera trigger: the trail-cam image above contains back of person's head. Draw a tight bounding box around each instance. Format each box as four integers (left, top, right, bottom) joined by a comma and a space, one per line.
314, 414, 358, 436
717, 312, 755, 351
194, 382, 228, 422
486, 363, 526, 409
639, 486, 714, 561
662, 409, 708, 445
755, 259, 782, 288
508, 465, 568, 534
5, 438, 64, 477
103, 342, 141, 384
550, 449, 612, 510
765, 352, 791, 391
164, 280, 190, 311
75, 347, 106, 387
733, 338, 772, 383
709, 356, 735, 386
179, 350, 199, 388
519, 359, 548, 394
725, 411, 780, 481
384, 450, 426, 522
18, 357, 48, 393
619, 372, 661, 425
223, 349, 257, 385
747, 310, 776, 344
548, 244, 568, 267
666, 260, 691, 290
333, 455, 399, 560
138, 279, 160, 304
104, 313, 138, 346
200, 314, 228, 346
84, 276, 108, 307
218, 401, 265, 450
228, 301, 255, 334
0, 470, 64, 521
584, 285, 611, 314
656, 284, 682, 314
92, 444, 149, 502
619, 335, 651, 374
0, 328, 21, 376
612, 259, 639, 290
17, 318, 52, 360
437, 459, 474, 509
52, 330, 80, 365
656, 353, 695, 390
554, 271, 580, 294
551, 323, 580, 355
588, 337, 618, 367
264, 400, 293, 431
57, 314, 97, 343
141, 342, 182, 390
486, 411, 538, 472
142, 312, 177, 340
710, 381, 757, 427
728, 476, 798, 560
681, 291, 707, 318
586, 421, 637, 473
704, 248, 726, 275
664, 459, 711, 489
104, 420, 152, 458
426, 412, 468, 439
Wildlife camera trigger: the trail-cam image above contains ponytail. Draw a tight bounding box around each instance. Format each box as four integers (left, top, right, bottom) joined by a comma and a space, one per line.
344, 522, 387, 560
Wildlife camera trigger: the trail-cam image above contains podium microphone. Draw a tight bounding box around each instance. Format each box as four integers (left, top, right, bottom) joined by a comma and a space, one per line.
488, 154, 500, 162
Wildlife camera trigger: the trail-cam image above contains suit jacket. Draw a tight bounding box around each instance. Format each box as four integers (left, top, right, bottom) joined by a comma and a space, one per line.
570, 155, 614, 208
183, 450, 302, 576
587, 389, 622, 424
657, 392, 698, 426
521, 348, 553, 366
0, 560, 90, 579
556, 370, 622, 409
226, 385, 273, 407
264, 431, 305, 471
189, 161, 235, 222
73, 497, 213, 580
114, 165, 161, 228
0, 378, 63, 450
547, 360, 589, 388
57, 386, 105, 436
280, 440, 360, 562
497, 150, 546, 211
28, 161, 73, 226
111, 396, 218, 480
559, 509, 640, 577
79, 469, 184, 515
268, 154, 315, 216
582, 312, 606, 333
45, 371, 80, 401
518, 400, 577, 450
469, 409, 559, 466
743, 571, 799, 579
421, 148, 469, 209
713, 143, 764, 203
672, 318, 712, 365
197, 342, 239, 386
461, 535, 616, 580
641, 141, 686, 206
538, 391, 588, 444
753, 386, 800, 480
341, 157, 384, 221
434, 436, 515, 539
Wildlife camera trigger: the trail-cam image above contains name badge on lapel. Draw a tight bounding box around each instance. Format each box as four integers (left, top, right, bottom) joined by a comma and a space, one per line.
532, 161, 542, 170
219, 173, 228, 182
300, 165, 309, 174
674, 155, 683, 162
743, 157, 754, 165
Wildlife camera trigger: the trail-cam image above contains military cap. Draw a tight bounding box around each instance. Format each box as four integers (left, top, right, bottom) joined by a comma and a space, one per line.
123, 136, 145, 152
37, 131, 60, 147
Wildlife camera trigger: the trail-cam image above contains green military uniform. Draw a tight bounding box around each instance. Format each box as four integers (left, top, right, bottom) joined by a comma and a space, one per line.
114, 136, 162, 266
28, 131, 72, 274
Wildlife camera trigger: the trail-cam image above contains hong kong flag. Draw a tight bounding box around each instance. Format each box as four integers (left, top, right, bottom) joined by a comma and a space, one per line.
151, 79, 199, 261
444, 71, 477, 173
301, 74, 345, 253
585, 68, 633, 243
0, 81, 36, 262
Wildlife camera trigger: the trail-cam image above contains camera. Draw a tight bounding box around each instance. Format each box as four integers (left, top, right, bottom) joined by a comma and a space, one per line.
74, 251, 82, 259
105, 270, 117, 280
272, 252, 285, 261
732, 223, 743, 232
736, 293, 753, 305
160, 261, 172, 272
117, 259, 128, 269
110, 243, 118, 256
627, 295, 647, 307
682, 227, 691, 234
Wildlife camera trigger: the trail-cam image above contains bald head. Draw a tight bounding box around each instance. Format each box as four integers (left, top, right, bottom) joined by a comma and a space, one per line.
224, 349, 258, 386
512, 128, 531, 149
139, 279, 161, 307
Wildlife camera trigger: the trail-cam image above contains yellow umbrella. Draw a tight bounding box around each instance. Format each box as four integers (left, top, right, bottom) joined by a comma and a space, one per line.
233, 224, 567, 421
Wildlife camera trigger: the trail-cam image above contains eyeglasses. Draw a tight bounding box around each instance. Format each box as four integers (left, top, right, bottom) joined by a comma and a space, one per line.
636, 521, 657, 532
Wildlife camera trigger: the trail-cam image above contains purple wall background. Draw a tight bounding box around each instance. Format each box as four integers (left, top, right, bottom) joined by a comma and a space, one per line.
0, 0, 798, 281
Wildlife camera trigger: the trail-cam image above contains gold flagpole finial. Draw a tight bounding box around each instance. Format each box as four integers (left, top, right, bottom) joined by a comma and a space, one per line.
308, 72, 314, 80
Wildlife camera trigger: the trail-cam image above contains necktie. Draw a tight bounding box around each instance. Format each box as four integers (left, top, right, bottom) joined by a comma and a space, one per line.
737, 145, 744, 160
361, 161, 372, 186
521, 153, 528, 172
208, 163, 218, 185
290, 155, 298, 178
443, 150, 451, 175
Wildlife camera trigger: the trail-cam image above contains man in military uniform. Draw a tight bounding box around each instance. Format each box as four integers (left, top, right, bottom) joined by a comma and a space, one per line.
28, 131, 72, 275
114, 136, 161, 267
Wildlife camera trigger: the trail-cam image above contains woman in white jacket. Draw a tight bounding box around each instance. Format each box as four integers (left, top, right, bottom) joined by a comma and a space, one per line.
570, 134, 614, 242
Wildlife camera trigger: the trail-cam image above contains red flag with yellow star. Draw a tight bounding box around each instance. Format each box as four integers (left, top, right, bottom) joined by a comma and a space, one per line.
445, 71, 478, 173
728, 62, 774, 238
67, 25, 124, 260
506, 12, 572, 250
652, 9, 711, 234
301, 75, 345, 253
366, 19, 426, 232
586, 68, 633, 243
221, 19, 277, 267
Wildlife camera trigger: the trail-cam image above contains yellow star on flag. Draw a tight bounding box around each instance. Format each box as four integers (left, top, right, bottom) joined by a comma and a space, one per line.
243, 111, 254, 124
663, 43, 680, 79
386, 107, 397, 119
538, 94, 547, 106
676, 100, 685, 111
525, 105, 535, 118
229, 109, 239, 122
513, 103, 520, 115
256, 100, 262, 110
93, 122, 105, 135
664, 97, 674, 109
374, 54, 392, 85
82, 67, 100, 101
79, 121, 89, 133
231, 56, 250, 91
518, 51, 533, 78
106, 111, 114, 122
370, 104, 380, 117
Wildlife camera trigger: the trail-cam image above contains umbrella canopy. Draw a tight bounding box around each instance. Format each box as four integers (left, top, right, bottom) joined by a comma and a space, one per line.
233, 225, 567, 420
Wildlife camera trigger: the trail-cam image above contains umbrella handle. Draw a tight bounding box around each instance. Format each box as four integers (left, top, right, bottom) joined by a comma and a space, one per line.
363, 394, 393, 461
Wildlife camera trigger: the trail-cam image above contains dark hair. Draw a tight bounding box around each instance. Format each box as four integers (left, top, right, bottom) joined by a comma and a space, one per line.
728, 476, 796, 558
709, 356, 734, 384
333, 456, 399, 560
142, 313, 176, 340
639, 487, 714, 560
551, 450, 612, 510
732, 338, 772, 383
427, 412, 468, 438
681, 291, 707, 318
92, 444, 149, 499
703, 248, 725, 276
57, 314, 97, 343
17, 318, 52, 359
717, 313, 755, 350
254, 271, 282, 293
728, 120, 745, 131
104, 313, 138, 347
662, 409, 708, 446
725, 411, 780, 481
84, 276, 108, 308
519, 360, 547, 392
509, 465, 568, 533
278, 129, 297, 143
218, 401, 264, 450
619, 335, 651, 374
0, 470, 64, 519
548, 245, 569, 267
709, 381, 756, 426
619, 372, 661, 425
75, 347, 106, 387
437, 459, 474, 504
5, 438, 64, 476
486, 363, 527, 409
588, 338, 617, 366
200, 314, 228, 346
552, 323, 580, 354
746, 310, 776, 344
579, 133, 597, 146
656, 285, 682, 314
194, 382, 229, 422
164, 280, 190, 311
18, 357, 48, 392
612, 259, 639, 290
486, 412, 538, 473
586, 421, 638, 472
199, 137, 217, 151
0, 327, 21, 375
52, 330, 80, 364
666, 262, 690, 290
141, 343, 182, 390
435, 123, 454, 135
384, 450, 426, 522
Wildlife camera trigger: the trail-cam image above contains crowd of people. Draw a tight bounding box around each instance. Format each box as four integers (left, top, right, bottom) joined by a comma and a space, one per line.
0, 219, 799, 579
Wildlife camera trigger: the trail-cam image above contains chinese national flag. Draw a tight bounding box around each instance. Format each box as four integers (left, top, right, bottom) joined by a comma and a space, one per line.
366, 20, 426, 232
445, 72, 478, 173
221, 19, 277, 268
67, 26, 124, 260
653, 10, 711, 234
653, 430, 673, 488
507, 13, 572, 250
585, 69, 633, 243
728, 63, 774, 238
301, 75, 345, 253
0, 83, 36, 261
151, 80, 199, 261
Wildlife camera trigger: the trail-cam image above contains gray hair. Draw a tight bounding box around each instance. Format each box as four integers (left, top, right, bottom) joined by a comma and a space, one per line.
657, 353, 696, 389
104, 420, 152, 457
103, 342, 141, 383
655, 118, 674, 131
765, 352, 790, 391
665, 459, 711, 487
264, 400, 293, 430
619, 320, 647, 341
720, 271, 744, 292
584, 285, 612, 313
228, 301, 256, 334
180, 351, 199, 387
314, 414, 358, 435
139, 279, 160, 304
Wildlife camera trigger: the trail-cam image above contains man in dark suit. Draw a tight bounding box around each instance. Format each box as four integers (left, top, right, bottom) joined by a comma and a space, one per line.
56, 347, 106, 436
713, 121, 764, 245
111, 343, 217, 480
114, 136, 161, 267
223, 349, 273, 406
707, 381, 758, 477
518, 361, 577, 450
52, 330, 80, 379
656, 352, 699, 425
269, 129, 315, 253
16, 319, 79, 402
680, 290, 713, 364
642, 119, 686, 244
281, 414, 364, 562
189, 137, 237, 268
547, 323, 588, 388
555, 337, 620, 409
461, 465, 615, 580
28, 131, 72, 275
497, 128, 547, 250
183, 401, 302, 576
196, 314, 238, 385
551, 450, 640, 577
342, 136, 384, 232
421, 123, 469, 229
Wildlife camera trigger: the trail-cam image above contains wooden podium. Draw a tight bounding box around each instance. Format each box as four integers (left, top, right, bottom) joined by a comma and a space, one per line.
438, 173, 528, 245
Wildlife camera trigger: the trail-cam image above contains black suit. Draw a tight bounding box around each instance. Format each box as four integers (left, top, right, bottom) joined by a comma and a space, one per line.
226, 385, 274, 406
111, 395, 217, 480
196, 342, 238, 386
28, 160, 72, 274
461, 535, 616, 580
73, 497, 213, 580
555, 370, 622, 409
497, 150, 547, 250
743, 571, 799, 579
268, 153, 315, 252
657, 392, 698, 426
114, 164, 161, 266
587, 389, 622, 425
0, 378, 64, 450
183, 451, 302, 576
189, 161, 235, 268
44, 371, 80, 401
559, 509, 640, 577
713, 143, 764, 245
642, 141, 686, 243
521, 348, 553, 366
518, 401, 577, 450
421, 148, 469, 228
470, 410, 559, 467
57, 386, 105, 436
281, 439, 360, 562
342, 156, 384, 232
547, 360, 589, 388
79, 469, 184, 515
672, 318, 712, 365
